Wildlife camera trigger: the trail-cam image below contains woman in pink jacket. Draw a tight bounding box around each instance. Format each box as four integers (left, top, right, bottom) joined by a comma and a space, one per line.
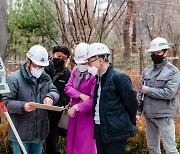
64, 43, 96, 154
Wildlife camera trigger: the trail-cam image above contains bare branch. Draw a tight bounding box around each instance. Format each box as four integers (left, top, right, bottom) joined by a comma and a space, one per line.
77, 0, 87, 42
54, 0, 70, 45
37, 0, 60, 28
85, 0, 93, 43
104, 0, 126, 32
28, 0, 58, 44
98, 0, 113, 42
103, 3, 127, 40
65, 0, 77, 43
74, 0, 85, 41
79, 0, 86, 20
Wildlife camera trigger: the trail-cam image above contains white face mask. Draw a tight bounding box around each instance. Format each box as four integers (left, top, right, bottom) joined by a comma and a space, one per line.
77, 64, 88, 72
31, 67, 44, 78
88, 66, 98, 75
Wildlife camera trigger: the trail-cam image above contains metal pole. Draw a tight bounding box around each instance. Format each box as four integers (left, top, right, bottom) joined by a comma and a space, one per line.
0, 102, 27, 154
141, 80, 146, 101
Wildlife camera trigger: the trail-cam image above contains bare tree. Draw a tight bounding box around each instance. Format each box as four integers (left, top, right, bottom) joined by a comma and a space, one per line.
136, 0, 180, 67
0, 0, 7, 59
123, 0, 134, 58
27, 0, 126, 49
131, 1, 137, 53
165, 19, 180, 66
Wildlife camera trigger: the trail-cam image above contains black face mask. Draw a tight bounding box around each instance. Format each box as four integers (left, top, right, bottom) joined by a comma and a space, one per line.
53, 58, 65, 70
151, 52, 165, 64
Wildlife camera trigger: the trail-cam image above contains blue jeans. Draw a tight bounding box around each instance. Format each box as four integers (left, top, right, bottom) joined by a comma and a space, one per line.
145, 117, 179, 154
12, 140, 43, 154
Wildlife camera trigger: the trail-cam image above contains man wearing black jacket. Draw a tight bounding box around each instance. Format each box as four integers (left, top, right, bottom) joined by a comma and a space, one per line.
45, 45, 71, 154
87, 43, 138, 154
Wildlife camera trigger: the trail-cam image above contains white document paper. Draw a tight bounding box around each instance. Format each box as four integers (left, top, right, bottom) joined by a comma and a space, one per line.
29, 103, 65, 112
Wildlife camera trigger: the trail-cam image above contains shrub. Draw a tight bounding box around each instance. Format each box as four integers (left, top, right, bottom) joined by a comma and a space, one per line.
127, 117, 148, 154
127, 116, 180, 153
0, 120, 12, 154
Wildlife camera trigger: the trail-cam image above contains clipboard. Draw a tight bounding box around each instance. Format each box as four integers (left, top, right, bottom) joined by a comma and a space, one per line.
29, 102, 65, 112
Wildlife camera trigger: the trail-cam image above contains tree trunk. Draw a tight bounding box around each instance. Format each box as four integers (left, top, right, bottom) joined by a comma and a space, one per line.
172, 44, 179, 67
139, 40, 144, 75
0, 0, 7, 59
131, 1, 137, 53
123, 0, 133, 58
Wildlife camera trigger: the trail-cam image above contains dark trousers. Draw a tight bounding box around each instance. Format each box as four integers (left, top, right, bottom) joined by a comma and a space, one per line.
45, 114, 60, 154
95, 124, 127, 154
46, 112, 67, 154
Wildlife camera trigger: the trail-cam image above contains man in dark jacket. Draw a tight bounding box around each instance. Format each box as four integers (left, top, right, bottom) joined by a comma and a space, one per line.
136, 37, 180, 154
87, 43, 138, 154
45, 45, 71, 154
3, 45, 59, 154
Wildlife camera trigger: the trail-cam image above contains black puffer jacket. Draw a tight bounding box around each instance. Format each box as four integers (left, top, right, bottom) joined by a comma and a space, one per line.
45, 61, 70, 107
45, 60, 70, 137
94, 64, 138, 143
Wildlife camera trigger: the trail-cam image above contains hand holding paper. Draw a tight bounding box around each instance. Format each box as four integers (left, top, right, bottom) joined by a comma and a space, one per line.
24, 102, 37, 112
43, 97, 53, 105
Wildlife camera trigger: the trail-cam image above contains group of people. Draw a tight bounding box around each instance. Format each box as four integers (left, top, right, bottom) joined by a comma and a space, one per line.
2, 37, 180, 154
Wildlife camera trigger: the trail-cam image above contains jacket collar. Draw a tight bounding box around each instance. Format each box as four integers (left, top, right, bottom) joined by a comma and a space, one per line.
96, 64, 114, 86
20, 63, 49, 84
153, 59, 168, 70
93, 64, 114, 107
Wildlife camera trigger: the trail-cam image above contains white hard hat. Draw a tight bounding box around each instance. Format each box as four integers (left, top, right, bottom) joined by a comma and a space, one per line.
27, 45, 49, 66
87, 43, 111, 59
148, 37, 170, 52
74, 43, 89, 64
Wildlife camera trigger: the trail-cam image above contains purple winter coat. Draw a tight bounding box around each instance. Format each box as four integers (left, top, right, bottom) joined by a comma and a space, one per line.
64, 66, 97, 154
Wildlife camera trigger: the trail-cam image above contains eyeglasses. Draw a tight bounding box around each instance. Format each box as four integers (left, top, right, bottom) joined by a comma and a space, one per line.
88, 58, 98, 65
31, 62, 45, 69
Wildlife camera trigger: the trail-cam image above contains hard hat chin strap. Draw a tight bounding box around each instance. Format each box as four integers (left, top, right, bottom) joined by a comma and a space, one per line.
98, 57, 104, 76
96, 54, 109, 62
104, 54, 108, 61
95, 54, 109, 84
96, 54, 108, 73
28, 58, 32, 65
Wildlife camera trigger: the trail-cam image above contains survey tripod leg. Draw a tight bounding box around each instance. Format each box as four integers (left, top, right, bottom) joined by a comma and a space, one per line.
0, 102, 27, 154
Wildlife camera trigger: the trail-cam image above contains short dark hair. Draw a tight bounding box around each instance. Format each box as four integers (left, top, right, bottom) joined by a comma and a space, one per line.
52, 45, 71, 58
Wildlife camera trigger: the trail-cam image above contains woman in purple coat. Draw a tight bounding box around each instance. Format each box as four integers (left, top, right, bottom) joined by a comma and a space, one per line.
64, 43, 97, 154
